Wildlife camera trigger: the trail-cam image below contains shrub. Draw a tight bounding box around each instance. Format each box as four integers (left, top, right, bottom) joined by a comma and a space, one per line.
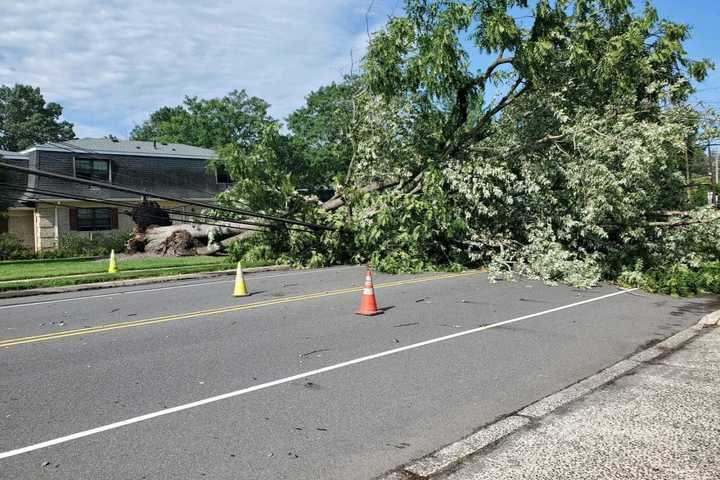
0, 233, 33, 260
57, 232, 131, 257
619, 261, 720, 296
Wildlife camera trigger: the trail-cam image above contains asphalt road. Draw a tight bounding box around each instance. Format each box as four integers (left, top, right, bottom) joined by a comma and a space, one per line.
0, 265, 717, 479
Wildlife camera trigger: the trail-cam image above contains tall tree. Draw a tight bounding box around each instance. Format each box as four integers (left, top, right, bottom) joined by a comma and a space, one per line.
363, 0, 711, 166
227, 0, 717, 282
0, 84, 75, 151
286, 77, 358, 186
130, 90, 274, 151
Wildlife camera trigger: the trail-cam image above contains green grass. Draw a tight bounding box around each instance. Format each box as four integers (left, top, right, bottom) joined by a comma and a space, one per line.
0, 256, 234, 282
0, 258, 274, 292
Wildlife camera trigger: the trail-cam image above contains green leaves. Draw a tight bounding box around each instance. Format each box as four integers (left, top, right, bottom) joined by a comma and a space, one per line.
130, 89, 273, 151
0, 84, 75, 151
286, 77, 358, 187
216, 1, 716, 292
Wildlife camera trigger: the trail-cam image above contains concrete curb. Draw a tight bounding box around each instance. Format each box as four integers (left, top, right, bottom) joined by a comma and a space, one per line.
376, 310, 720, 480
0, 265, 292, 300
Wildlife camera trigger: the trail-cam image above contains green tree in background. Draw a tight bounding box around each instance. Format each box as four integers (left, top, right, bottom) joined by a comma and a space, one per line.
0, 84, 75, 151
130, 90, 274, 151
287, 77, 358, 186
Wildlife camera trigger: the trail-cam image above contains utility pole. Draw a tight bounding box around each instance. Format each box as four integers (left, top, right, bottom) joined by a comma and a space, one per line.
713, 146, 720, 207
708, 141, 718, 207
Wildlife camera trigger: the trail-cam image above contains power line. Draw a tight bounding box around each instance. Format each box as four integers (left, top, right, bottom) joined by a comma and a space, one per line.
0, 162, 332, 231
0, 183, 313, 233
45, 140, 254, 209
0, 195, 274, 235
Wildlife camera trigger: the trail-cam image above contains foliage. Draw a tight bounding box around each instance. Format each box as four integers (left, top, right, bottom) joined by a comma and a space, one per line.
0, 233, 33, 260
0, 84, 75, 151
217, 124, 316, 215
131, 90, 273, 151
286, 77, 358, 186
1, 232, 134, 260
221, 0, 717, 295
363, 0, 711, 161
57, 232, 132, 257
619, 261, 720, 296
689, 184, 716, 208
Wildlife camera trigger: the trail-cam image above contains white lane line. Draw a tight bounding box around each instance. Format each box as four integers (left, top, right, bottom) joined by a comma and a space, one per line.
0, 287, 637, 460
0, 266, 364, 310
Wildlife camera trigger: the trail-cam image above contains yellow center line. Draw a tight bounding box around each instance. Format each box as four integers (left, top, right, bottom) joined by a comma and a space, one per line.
0, 271, 480, 348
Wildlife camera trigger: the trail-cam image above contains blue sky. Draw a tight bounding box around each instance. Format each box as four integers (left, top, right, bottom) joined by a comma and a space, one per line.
0, 1, 717, 139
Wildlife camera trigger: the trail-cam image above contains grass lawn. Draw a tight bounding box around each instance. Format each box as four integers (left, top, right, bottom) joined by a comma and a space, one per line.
0, 256, 274, 291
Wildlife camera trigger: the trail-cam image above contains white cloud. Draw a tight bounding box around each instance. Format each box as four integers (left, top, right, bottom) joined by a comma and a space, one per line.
0, 0, 399, 138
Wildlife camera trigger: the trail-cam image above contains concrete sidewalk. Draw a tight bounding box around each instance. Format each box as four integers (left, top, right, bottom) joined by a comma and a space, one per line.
442, 326, 720, 480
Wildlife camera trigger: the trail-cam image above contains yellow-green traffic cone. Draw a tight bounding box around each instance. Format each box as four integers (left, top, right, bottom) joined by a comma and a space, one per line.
233, 261, 249, 297
108, 249, 118, 273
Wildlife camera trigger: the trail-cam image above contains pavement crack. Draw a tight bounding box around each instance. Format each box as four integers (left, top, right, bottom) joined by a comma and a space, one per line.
299, 348, 331, 358
394, 322, 420, 328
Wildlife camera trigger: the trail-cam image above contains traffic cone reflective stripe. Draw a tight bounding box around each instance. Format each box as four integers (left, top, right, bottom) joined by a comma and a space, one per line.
233, 261, 249, 297
355, 268, 382, 316
108, 249, 118, 273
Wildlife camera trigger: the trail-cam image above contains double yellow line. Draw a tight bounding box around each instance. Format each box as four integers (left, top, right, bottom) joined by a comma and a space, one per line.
0, 271, 479, 348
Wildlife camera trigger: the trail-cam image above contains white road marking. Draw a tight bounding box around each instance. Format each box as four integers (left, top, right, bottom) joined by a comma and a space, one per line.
0, 266, 363, 310
0, 287, 638, 460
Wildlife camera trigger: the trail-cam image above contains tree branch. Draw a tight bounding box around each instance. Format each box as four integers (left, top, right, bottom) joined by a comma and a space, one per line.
446, 76, 528, 157
321, 178, 400, 211
448, 55, 515, 135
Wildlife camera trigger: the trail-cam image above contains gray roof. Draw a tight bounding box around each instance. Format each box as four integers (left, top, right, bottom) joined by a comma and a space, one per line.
0, 150, 29, 160
21, 139, 216, 160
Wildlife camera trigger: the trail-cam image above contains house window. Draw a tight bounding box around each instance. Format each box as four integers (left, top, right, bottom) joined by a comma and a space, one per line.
216, 165, 232, 184
75, 158, 110, 181
72, 208, 115, 231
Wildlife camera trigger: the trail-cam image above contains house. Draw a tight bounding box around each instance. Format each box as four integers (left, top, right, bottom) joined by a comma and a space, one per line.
0, 139, 230, 252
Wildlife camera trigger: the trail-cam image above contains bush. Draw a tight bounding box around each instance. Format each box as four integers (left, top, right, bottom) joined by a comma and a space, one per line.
0, 231, 132, 261
619, 261, 720, 296
57, 232, 131, 257
0, 233, 33, 260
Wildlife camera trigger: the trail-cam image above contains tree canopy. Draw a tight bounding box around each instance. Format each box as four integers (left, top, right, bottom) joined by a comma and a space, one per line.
286, 77, 359, 186
130, 89, 274, 151
0, 84, 75, 151
219, 0, 718, 295
363, 0, 710, 160
124, 1, 718, 294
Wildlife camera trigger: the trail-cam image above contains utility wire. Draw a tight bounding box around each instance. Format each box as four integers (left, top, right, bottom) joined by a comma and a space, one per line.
0, 195, 274, 235
0, 162, 332, 231
0, 183, 313, 233
45, 140, 254, 209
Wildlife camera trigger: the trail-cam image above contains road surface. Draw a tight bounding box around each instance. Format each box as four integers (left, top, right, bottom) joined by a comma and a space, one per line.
0, 266, 716, 479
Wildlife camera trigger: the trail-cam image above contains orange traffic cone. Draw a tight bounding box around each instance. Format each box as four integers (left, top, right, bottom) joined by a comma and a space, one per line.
355, 267, 382, 316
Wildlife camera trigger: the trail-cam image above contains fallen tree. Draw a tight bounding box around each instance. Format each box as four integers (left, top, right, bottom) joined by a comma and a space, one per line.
213, 0, 718, 294
127, 2, 719, 295
127, 222, 257, 256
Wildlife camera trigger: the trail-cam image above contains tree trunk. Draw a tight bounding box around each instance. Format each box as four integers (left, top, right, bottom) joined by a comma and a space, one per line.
128, 222, 252, 256
321, 179, 401, 211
